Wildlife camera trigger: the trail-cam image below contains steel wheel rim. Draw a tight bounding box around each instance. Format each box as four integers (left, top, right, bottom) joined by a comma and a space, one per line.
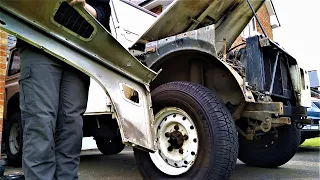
149, 107, 199, 176
9, 122, 20, 155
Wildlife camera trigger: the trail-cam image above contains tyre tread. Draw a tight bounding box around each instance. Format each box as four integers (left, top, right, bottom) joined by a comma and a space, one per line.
135, 82, 238, 180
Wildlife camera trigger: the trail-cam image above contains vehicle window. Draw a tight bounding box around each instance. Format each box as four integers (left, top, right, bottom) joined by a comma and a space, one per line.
119, 0, 158, 16
311, 102, 320, 109
313, 101, 320, 109
8, 50, 20, 76
53, 1, 94, 39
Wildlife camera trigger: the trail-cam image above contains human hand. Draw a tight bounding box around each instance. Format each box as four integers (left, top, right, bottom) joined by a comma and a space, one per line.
69, 0, 86, 7
68, 0, 98, 18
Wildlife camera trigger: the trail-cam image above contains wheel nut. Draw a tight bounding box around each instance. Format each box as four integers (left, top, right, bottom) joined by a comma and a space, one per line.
167, 146, 173, 151
179, 148, 183, 154
165, 132, 170, 137
183, 135, 188, 140
174, 125, 179, 130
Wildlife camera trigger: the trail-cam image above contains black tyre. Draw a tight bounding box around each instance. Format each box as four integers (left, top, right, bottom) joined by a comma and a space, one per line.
134, 82, 238, 180
238, 123, 300, 168
95, 135, 125, 155
300, 137, 306, 145
300, 131, 320, 144
5, 112, 23, 167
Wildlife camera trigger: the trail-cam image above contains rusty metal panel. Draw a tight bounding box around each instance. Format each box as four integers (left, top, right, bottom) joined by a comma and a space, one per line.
139, 0, 217, 41
138, 0, 265, 54
0, 1, 156, 151
244, 102, 284, 115
139, 0, 237, 41
0, 0, 157, 85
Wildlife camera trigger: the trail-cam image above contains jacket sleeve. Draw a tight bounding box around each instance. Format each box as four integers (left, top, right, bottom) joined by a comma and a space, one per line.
88, 0, 111, 31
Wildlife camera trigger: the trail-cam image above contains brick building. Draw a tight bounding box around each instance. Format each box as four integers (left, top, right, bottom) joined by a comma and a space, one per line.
232, 0, 280, 48
0, 30, 8, 155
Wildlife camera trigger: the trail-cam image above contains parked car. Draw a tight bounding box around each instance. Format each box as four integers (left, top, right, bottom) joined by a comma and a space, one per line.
300, 97, 320, 144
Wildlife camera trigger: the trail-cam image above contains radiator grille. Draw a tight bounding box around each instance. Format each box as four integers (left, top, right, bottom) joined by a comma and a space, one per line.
53, 2, 94, 38
263, 48, 291, 98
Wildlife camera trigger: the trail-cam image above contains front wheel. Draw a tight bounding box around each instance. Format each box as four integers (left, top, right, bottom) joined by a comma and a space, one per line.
238, 123, 300, 168
134, 82, 238, 180
300, 137, 306, 145
95, 134, 125, 155
5, 112, 23, 167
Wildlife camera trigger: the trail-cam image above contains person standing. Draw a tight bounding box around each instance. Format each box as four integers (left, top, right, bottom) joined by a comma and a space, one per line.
17, 0, 111, 179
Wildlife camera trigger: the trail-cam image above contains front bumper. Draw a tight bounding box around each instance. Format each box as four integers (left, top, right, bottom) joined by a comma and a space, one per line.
301, 117, 320, 131
242, 102, 311, 124
301, 123, 320, 139
301, 124, 320, 131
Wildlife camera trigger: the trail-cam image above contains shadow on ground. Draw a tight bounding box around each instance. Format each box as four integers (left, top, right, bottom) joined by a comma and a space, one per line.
298, 146, 320, 152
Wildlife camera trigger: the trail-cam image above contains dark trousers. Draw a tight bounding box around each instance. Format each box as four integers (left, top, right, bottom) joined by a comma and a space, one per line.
19, 48, 90, 180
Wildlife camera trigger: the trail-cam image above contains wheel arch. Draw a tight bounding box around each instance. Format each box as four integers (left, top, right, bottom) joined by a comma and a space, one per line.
6, 93, 20, 119
148, 49, 254, 105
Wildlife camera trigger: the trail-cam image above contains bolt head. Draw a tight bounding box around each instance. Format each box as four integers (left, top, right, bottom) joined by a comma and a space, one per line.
165, 132, 170, 137
167, 146, 173, 152
184, 135, 189, 140
179, 148, 183, 154
174, 125, 179, 130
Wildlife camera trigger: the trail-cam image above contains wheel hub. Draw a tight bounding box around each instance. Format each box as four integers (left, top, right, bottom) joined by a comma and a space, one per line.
149, 107, 199, 176
166, 129, 187, 150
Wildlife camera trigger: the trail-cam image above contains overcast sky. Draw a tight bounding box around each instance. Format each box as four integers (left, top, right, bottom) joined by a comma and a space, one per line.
272, 0, 319, 71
